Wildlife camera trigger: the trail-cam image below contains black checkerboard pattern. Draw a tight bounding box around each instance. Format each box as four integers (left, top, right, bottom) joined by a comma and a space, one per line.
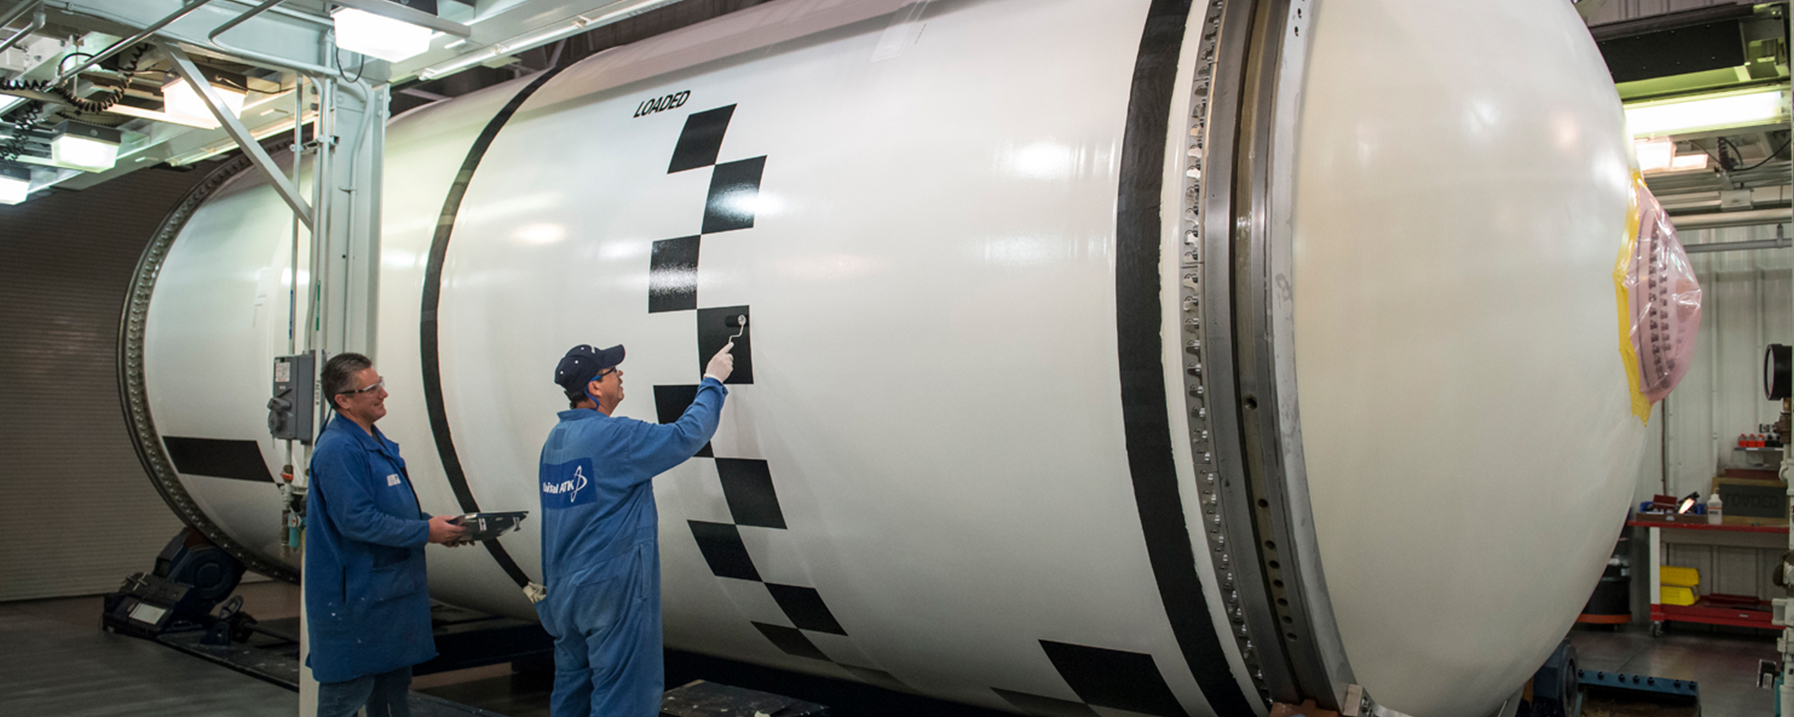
992, 641, 1190, 717
648, 104, 908, 693
647, 103, 767, 324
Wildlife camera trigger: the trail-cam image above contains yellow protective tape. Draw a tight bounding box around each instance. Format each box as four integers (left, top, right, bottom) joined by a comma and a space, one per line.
1613, 172, 1651, 425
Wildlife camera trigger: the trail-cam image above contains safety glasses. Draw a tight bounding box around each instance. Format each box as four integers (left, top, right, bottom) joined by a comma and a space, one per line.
339, 378, 385, 396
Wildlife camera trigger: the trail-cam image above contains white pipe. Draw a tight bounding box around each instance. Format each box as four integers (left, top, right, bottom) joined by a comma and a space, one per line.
1759, 244, 1767, 439
1707, 231, 1720, 501
415, 0, 684, 80
1681, 237, 1793, 253
1671, 209, 1793, 231
289, 76, 302, 355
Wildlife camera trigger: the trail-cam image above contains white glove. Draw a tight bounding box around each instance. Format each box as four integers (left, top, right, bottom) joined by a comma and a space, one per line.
704, 342, 735, 382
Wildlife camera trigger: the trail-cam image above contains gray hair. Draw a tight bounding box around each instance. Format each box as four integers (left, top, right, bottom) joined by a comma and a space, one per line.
321, 352, 373, 411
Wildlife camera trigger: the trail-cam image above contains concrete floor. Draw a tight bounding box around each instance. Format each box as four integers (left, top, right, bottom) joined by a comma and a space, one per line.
0, 581, 1778, 716
0, 581, 1004, 717
0, 581, 509, 716
1568, 622, 1777, 716
0, 601, 297, 717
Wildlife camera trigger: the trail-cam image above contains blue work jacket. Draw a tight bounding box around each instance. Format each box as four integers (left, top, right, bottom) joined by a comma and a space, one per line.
536, 378, 726, 716
304, 414, 436, 684
539, 378, 726, 588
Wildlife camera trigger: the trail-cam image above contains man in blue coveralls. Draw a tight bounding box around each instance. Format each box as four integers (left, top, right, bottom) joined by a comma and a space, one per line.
538, 341, 735, 717
306, 353, 467, 717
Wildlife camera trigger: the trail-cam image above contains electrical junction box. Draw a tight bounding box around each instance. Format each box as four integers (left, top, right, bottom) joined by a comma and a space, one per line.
269, 352, 315, 443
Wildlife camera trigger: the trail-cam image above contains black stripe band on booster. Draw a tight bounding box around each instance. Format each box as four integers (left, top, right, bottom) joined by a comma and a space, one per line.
1115, 1, 1257, 716
163, 437, 275, 483
420, 68, 567, 588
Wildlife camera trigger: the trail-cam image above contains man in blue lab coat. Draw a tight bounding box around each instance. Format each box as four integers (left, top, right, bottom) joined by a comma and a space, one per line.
537, 341, 734, 717
306, 352, 467, 717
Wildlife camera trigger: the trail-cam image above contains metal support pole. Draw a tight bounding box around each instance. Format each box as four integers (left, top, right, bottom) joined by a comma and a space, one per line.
51, 8, 387, 717
206, 0, 288, 43
1778, 8, 1794, 711
0, 3, 42, 57
0, 0, 38, 33
297, 70, 329, 717
165, 44, 314, 228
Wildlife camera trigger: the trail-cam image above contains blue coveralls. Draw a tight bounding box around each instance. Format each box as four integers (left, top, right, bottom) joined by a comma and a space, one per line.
537, 377, 727, 717
305, 415, 437, 685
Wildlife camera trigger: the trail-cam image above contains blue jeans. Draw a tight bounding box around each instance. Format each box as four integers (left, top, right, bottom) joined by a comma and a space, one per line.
317, 665, 412, 717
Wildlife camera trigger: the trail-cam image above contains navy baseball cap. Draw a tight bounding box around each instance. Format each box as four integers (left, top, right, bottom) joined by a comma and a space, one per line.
554, 344, 625, 396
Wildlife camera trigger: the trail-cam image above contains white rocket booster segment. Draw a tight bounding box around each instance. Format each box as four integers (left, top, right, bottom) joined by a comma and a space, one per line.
120, 0, 1645, 715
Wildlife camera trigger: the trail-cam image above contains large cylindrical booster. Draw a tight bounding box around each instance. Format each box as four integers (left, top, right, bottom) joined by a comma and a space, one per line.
121, 1, 1645, 715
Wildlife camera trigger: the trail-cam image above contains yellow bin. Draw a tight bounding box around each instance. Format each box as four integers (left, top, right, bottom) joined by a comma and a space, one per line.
1661, 566, 1700, 588
1660, 586, 1696, 606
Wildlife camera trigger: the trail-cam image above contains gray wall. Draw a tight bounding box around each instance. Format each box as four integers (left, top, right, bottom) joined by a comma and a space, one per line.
1635, 228, 1794, 601
1581, 0, 1793, 602
1647, 227, 1794, 507
0, 162, 218, 601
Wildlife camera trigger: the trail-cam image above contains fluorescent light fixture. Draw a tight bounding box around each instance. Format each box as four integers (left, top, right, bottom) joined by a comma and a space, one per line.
163, 77, 246, 124
1626, 88, 1788, 137
1670, 152, 1709, 171
113, 84, 289, 130
108, 103, 217, 129
0, 165, 30, 205
1635, 138, 1673, 172
333, 7, 433, 63
0, 94, 24, 115
50, 121, 121, 172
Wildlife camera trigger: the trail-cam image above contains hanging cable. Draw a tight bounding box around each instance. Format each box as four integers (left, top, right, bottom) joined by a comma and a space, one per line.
56, 52, 97, 75
0, 44, 148, 165
333, 45, 366, 84
0, 100, 44, 164
1733, 137, 1794, 173
52, 44, 149, 114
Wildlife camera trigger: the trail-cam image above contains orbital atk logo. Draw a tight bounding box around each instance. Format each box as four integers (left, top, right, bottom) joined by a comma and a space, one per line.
540, 458, 595, 509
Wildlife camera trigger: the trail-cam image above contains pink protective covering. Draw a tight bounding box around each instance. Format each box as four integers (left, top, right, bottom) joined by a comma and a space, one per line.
1623, 183, 1701, 403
